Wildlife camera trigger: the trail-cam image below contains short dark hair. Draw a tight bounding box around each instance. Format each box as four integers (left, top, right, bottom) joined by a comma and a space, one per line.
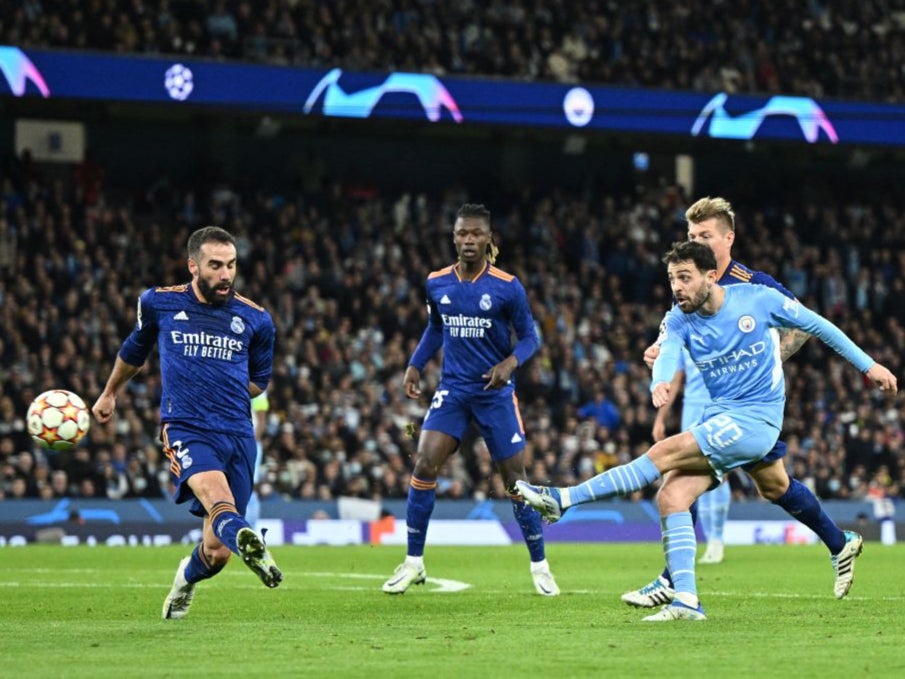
187, 226, 235, 262
456, 203, 491, 225
663, 240, 717, 272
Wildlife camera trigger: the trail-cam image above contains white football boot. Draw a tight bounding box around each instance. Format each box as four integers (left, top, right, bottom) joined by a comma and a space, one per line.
162, 556, 195, 620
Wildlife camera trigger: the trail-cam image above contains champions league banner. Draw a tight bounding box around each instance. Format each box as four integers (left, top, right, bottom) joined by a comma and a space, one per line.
3, 45, 905, 146
0, 498, 889, 545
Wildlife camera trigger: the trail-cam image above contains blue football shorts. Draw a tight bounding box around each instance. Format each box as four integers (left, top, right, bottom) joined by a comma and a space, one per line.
162, 422, 256, 518
688, 403, 783, 481
422, 384, 526, 461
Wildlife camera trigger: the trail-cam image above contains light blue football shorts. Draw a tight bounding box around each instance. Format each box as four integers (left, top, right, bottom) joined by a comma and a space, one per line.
688, 402, 782, 481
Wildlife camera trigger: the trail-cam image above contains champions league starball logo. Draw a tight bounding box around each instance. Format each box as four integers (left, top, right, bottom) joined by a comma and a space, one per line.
164, 63, 194, 101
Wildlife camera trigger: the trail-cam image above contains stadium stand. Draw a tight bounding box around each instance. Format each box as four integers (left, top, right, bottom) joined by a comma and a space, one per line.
1, 152, 902, 505
3, 0, 904, 99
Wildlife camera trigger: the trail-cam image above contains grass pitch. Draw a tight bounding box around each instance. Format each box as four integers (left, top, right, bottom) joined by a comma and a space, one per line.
2, 542, 903, 678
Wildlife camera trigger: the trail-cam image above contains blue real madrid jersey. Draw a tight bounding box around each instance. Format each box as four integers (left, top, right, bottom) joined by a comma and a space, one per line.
653, 285, 873, 411
409, 262, 539, 390
680, 259, 796, 417
119, 284, 276, 435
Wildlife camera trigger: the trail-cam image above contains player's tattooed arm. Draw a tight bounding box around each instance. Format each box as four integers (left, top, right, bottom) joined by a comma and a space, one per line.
779, 328, 810, 362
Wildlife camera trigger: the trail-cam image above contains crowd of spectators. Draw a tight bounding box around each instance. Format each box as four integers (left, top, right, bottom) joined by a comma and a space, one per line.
4, 0, 905, 100
1, 149, 904, 509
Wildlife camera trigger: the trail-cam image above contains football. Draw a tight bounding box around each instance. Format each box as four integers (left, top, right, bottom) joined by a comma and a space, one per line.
27, 389, 91, 451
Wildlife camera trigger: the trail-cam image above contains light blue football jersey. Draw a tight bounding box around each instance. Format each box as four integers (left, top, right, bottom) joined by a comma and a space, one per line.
679, 260, 796, 426
653, 285, 873, 412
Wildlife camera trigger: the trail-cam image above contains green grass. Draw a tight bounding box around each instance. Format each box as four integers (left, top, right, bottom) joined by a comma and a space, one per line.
2, 543, 904, 678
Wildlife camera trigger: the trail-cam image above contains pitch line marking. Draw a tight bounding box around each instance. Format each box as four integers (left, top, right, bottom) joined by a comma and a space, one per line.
0, 571, 473, 593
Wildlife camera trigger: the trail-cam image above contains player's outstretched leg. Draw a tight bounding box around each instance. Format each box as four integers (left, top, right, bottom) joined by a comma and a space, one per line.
831, 530, 863, 599
162, 556, 195, 620
621, 575, 676, 608
517, 455, 662, 523
236, 527, 282, 588
383, 559, 427, 594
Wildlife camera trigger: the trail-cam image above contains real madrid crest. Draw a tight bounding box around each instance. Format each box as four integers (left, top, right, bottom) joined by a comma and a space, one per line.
479, 294, 492, 311
738, 315, 756, 333
231, 316, 246, 334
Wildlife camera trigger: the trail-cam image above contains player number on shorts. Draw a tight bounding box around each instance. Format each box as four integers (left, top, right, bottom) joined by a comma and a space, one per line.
429, 389, 449, 412
702, 414, 743, 450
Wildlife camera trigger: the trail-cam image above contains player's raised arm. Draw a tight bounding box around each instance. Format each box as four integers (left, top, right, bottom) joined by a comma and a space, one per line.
768, 289, 897, 394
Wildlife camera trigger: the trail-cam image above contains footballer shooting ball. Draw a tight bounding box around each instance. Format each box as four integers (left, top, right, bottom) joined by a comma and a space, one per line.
27, 389, 91, 451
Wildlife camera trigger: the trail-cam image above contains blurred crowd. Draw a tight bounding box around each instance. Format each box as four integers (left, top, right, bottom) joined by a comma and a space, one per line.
1, 149, 903, 507
4, 0, 905, 99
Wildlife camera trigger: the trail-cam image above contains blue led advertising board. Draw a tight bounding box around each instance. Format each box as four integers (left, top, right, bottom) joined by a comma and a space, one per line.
3, 45, 904, 146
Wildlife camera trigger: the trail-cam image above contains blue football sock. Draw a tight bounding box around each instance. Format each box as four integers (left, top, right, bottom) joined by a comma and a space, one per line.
511, 495, 546, 562
184, 543, 225, 584
209, 501, 252, 555
773, 478, 845, 554
662, 511, 698, 599
658, 501, 698, 586
568, 454, 661, 506
406, 477, 437, 558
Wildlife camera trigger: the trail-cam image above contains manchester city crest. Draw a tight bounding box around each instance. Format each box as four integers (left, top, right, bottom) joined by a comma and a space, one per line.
738, 315, 756, 332
231, 316, 245, 334
479, 294, 492, 311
